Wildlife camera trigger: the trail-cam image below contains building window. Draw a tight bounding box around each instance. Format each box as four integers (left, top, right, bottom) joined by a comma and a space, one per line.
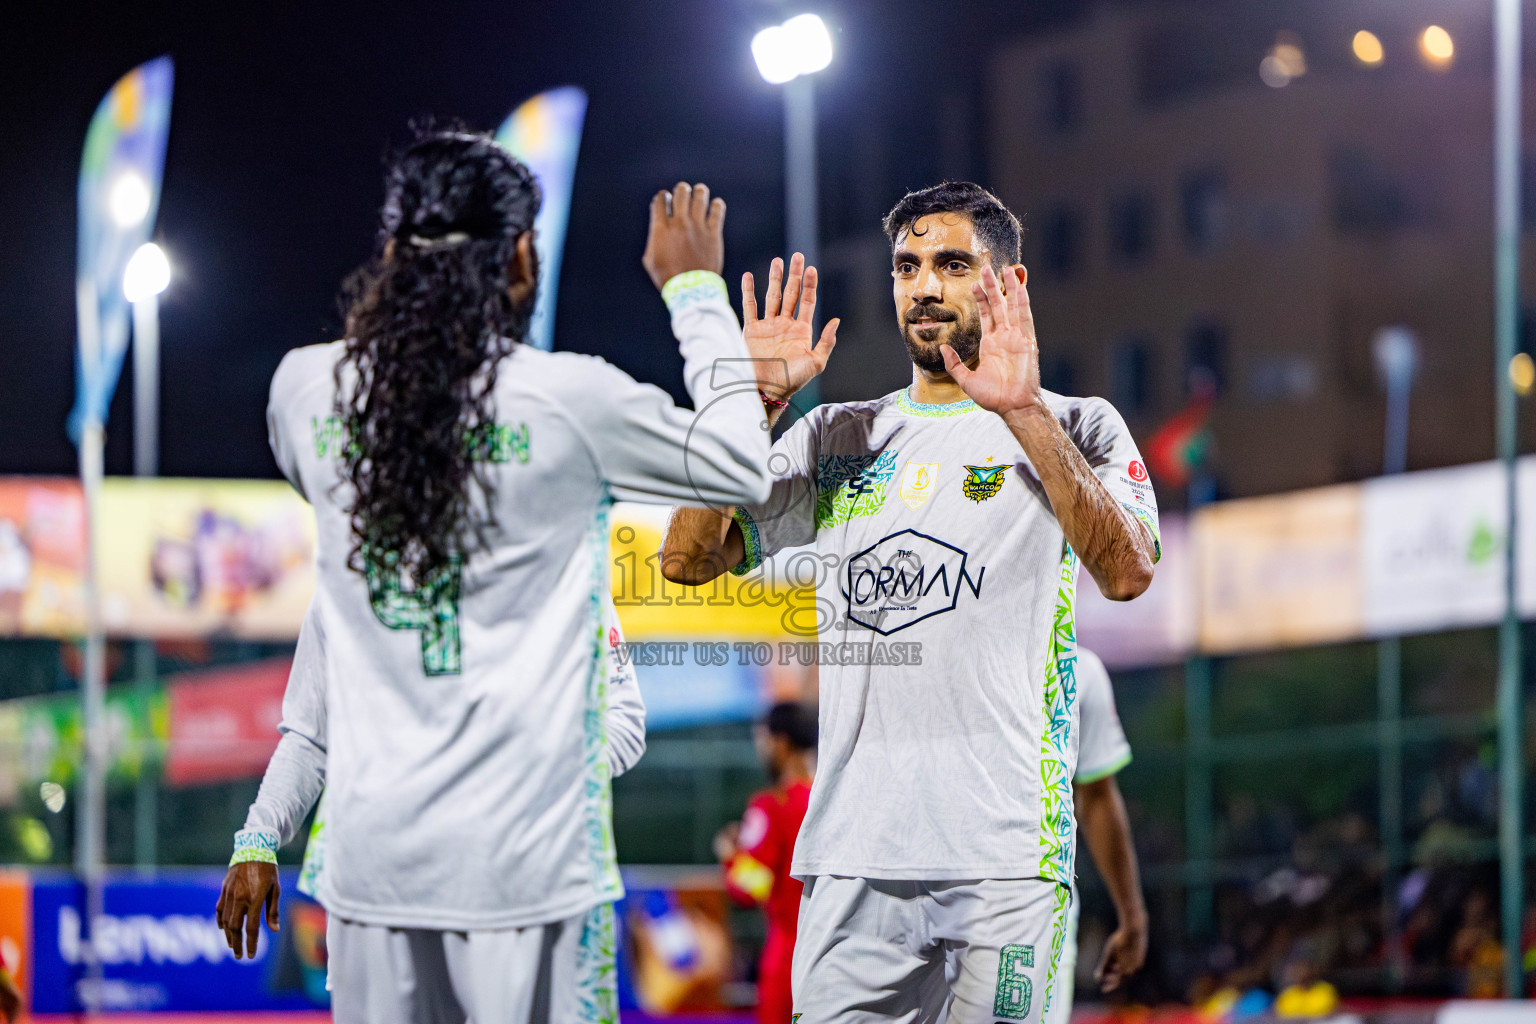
1041, 353, 1078, 396
1109, 191, 1157, 265
1038, 204, 1087, 280
1185, 317, 1228, 395
1109, 337, 1154, 416
1330, 147, 1420, 233
1180, 168, 1228, 254
1038, 204, 1083, 279
1041, 61, 1082, 135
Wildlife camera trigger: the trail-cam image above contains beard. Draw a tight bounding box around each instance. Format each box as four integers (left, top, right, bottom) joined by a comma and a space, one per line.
902, 305, 982, 375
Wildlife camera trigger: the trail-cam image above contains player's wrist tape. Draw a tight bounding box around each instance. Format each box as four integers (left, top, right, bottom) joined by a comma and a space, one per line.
730, 508, 765, 578
230, 829, 280, 867
662, 270, 728, 314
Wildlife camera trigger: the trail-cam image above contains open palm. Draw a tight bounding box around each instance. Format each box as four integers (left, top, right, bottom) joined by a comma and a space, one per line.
941, 265, 1042, 417
742, 253, 839, 399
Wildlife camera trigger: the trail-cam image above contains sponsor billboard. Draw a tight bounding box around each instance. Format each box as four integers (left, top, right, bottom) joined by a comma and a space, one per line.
0, 479, 86, 639
29, 870, 326, 1013
97, 478, 315, 641
0, 685, 165, 807
1195, 484, 1363, 654
1077, 514, 1195, 669
165, 658, 291, 787
609, 504, 815, 642
1362, 462, 1507, 637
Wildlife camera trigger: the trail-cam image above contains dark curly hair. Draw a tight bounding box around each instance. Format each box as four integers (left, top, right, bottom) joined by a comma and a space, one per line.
336, 127, 541, 584
882, 181, 1022, 273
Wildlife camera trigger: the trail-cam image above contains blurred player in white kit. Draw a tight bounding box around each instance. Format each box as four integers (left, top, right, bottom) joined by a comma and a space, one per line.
208, 126, 811, 1023
1046, 647, 1146, 1024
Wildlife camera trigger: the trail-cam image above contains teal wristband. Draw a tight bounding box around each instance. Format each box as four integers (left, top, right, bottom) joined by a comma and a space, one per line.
661, 270, 728, 315
230, 828, 279, 867
730, 507, 765, 577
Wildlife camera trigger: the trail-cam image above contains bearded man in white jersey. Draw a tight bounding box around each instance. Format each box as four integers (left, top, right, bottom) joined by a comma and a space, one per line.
209, 127, 826, 1024
660, 182, 1160, 1024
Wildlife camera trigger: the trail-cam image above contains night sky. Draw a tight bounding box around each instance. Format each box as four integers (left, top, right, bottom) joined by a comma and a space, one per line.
1, 0, 1077, 480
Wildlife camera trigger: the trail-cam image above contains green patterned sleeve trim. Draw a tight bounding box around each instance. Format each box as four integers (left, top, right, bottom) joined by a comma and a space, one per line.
661, 270, 729, 315
1123, 503, 1161, 564
230, 828, 280, 867
1074, 751, 1132, 785
730, 507, 765, 577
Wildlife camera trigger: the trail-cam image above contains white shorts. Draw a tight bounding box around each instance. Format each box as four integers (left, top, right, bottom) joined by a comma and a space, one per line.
1043, 889, 1080, 1024
327, 902, 617, 1024
791, 877, 1072, 1024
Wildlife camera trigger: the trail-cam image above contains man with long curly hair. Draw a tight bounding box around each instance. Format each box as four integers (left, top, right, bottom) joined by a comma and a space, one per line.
213, 127, 819, 1023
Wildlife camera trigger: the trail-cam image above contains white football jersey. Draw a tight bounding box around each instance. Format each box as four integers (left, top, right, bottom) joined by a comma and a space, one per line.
732, 388, 1157, 885
1072, 648, 1131, 784
266, 275, 770, 929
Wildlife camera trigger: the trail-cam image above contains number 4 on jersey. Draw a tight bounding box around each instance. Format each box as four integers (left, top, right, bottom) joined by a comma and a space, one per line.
366, 556, 463, 676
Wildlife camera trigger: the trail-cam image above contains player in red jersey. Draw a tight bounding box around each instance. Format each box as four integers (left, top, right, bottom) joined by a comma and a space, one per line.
715, 702, 817, 1024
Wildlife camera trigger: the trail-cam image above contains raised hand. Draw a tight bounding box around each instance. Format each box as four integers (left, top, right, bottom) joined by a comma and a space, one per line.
215, 861, 281, 960
642, 182, 726, 291
940, 265, 1042, 418
741, 253, 840, 399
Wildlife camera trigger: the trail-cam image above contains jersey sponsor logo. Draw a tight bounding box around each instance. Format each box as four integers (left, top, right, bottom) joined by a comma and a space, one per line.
842, 529, 986, 635
816, 450, 898, 528
962, 465, 1007, 502
899, 461, 940, 509
1128, 459, 1148, 482
309, 415, 531, 464
994, 943, 1035, 1019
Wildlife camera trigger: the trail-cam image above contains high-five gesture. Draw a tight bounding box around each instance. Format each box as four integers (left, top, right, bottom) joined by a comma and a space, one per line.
642, 181, 726, 290
742, 253, 840, 399
940, 265, 1040, 419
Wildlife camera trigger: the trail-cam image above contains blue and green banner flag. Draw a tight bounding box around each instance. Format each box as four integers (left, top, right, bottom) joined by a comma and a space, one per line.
495, 86, 587, 352
71, 55, 174, 441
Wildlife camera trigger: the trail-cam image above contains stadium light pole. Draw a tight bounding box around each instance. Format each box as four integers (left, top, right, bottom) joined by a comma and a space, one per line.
1372, 326, 1417, 991
753, 13, 833, 412
125, 242, 168, 477
1491, 0, 1524, 998
124, 241, 170, 870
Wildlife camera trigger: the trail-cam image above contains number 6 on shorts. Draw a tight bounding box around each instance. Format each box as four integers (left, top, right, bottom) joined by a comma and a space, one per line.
993, 943, 1034, 1020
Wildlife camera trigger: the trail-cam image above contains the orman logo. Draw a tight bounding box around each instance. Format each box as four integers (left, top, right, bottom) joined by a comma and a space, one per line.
962, 465, 1006, 502
843, 529, 986, 635
900, 461, 940, 510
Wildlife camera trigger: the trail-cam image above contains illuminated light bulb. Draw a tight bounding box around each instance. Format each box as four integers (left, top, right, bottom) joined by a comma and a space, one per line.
1421, 25, 1454, 66
753, 13, 833, 84
1510, 352, 1534, 396
123, 242, 171, 302
1353, 30, 1384, 67
108, 171, 152, 228
1259, 55, 1292, 88
783, 14, 833, 76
